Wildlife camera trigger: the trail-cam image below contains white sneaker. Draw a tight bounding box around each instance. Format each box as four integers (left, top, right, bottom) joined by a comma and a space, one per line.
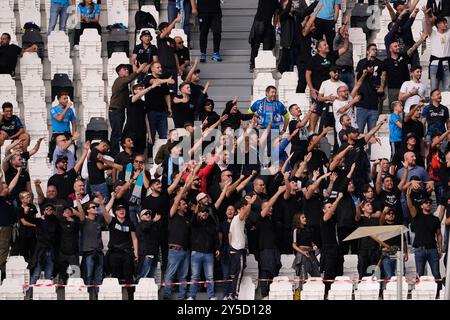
209, 297, 217, 300
73, 45, 79, 50
186, 297, 194, 300
262, 296, 269, 300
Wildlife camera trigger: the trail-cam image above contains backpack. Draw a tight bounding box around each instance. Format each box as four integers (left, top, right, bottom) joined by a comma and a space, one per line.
135, 10, 157, 30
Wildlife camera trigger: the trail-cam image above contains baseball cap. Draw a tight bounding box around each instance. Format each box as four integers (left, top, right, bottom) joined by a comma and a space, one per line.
198, 206, 210, 213
113, 180, 125, 189
405, 132, 417, 141
420, 197, 432, 205
115, 204, 127, 210
43, 203, 56, 210
115, 63, 132, 75
196, 192, 208, 203
410, 175, 421, 182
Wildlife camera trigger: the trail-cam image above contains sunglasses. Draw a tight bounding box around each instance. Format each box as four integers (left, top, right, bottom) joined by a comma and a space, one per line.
134, 160, 144, 164
89, 204, 99, 210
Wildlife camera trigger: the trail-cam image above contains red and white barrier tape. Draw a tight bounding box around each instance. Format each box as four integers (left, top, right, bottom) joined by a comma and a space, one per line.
21, 276, 444, 289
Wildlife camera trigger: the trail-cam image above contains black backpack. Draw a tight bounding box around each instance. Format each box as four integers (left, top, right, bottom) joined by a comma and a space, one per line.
135, 10, 157, 31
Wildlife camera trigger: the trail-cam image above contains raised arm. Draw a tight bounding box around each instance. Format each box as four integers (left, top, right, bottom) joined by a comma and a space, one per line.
407, 32, 428, 57
214, 181, 230, 209
74, 199, 86, 222
74, 141, 90, 173
34, 179, 45, 205
236, 170, 258, 193
329, 144, 353, 171
303, 2, 323, 36
28, 138, 44, 157
422, 7, 433, 35
375, 163, 383, 195
406, 185, 417, 218
308, 127, 331, 152
167, 163, 189, 195
364, 118, 386, 143
132, 83, 157, 103
323, 192, 344, 222
261, 186, 286, 217
160, 14, 182, 38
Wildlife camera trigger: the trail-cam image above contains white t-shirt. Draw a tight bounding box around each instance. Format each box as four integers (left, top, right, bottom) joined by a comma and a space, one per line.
229, 214, 246, 250
333, 98, 358, 135
430, 27, 450, 65
319, 80, 346, 98
399, 80, 428, 113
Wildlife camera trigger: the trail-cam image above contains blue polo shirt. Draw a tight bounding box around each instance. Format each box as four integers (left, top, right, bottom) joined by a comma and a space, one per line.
315, 0, 341, 21
50, 105, 76, 133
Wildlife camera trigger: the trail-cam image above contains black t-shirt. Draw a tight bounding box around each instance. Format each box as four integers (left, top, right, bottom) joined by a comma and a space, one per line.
0, 44, 22, 69
35, 215, 58, 249
5, 166, 30, 202
176, 46, 190, 66
321, 216, 338, 246
132, 43, 158, 65
302, 194, 324, 227
114, 151, 135, 181
0, 115, 23, 136
168, 213, 190, 247
124, 98, 147, 134
411, 211, 440, 249
17, 204, 37, 237
299, 33, 317, 63
377, 189, 403, 225
108, 217, 135, 252
143, 74, 170, 113
0, 196, 15, 226
358, 216, 379, 249
173, 95, 195, 125
402, 118, 424, 141
219, 220, 230, 250
256, 214, 278, 250
355, 58, 384, 110
289, 119, 308, 151
57, 216, 80, 255
383, 54, 411, 89
141, 190, 171, 226
88, 148, 105, 185
307, 149, 329, 174
156, 35, 177, 69
47, 168, 78, 201
339, 138, 369, 179
197, 0, 221, 14
335, 193, 356, 228
306, 51, 339, 90
255, 0, 280, 21
293, 227, 315, 247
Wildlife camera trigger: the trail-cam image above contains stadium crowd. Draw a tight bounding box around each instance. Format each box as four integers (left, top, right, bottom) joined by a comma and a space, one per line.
0, 0, 450, 300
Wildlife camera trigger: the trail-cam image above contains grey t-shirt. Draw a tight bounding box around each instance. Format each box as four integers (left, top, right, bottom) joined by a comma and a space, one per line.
334, 33, 353, 68
81, 216, 104, 252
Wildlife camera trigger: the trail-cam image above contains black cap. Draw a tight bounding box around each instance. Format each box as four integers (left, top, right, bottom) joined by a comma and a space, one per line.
113, 180, 125, 189
140, 30, 152, 40
62, 205, 73, 212
410, 175, 421, 182
115, 63, 133, 75
43, 203, 56, 210
329, 65, 341, 73
55, 156, 68, 167
115, 204, 127, 210
420, 197, 432, 205
198, 206, 210, 213
405, 132, 417, 141
345, 127, 359, 135
393, 1, 406, 9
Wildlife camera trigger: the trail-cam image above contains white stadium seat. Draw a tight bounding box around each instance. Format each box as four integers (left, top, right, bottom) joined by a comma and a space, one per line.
33, 280, 57, 300
354, 276, 380, 300
343, 254, 358, 279
0, 28, 17, 44
141, 5, 159, 26
328, 276, 353, 300
0, 278, 25, 300
411, 276, 438, 300
22, 78, 46, 104
107, 1, 129, 27
80, 57, 103, 81
0, 6, 16, 32
81, 101, 107, 128
254, 50, 276, 72
18, 0, 41, 29
383, 276, 409, 300
278, 71, 299, 102
0, 74, 17, 99
48, 31, 71, 60
269, 276, 293, 300
65, 278, 90, 300
170, 28, 188, 45
134, 278, 158, 300
238, 276, 255, 300
79, 29, 102, 60
20, 52, 43, 80
98, 278, 122, 300
253, 72, 275, 98
81, 75, 105, 102
301, 277, 325, 300
50, 56, 74, 80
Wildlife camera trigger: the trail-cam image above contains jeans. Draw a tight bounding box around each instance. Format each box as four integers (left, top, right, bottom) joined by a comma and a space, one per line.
147, 111, 168, 158
356, 107, 378, 155
220, 248, 232, 296
83, 252, 104, 295
414, 247, 441, 280
129, 205, 140, 227
383, 257, 396, 279
168, 0, 191, 43
31, 249, 55, 285
90, 183, 110, 204
109, 110, 125, 157
48, 2, 70, 34
188, 251, 215, 299
163, 249, 190, 299
339, 70, 355, 92
137, 255, 157, 280
430, 64, 450, 92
